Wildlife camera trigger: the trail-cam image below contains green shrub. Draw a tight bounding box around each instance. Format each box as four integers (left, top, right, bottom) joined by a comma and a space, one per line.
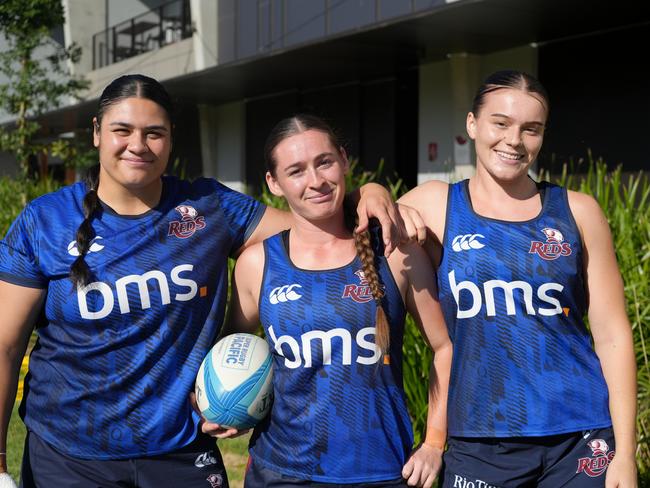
544, 157, 650, 477
0, 176, 63, 237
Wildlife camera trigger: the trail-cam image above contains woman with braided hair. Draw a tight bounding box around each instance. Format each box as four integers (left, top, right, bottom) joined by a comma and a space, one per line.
221, 114, 452, 487
0, 75, 415, 487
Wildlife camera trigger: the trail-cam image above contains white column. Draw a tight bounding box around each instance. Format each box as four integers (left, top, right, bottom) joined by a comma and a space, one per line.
61, 0, 107, 76
190, 0, 219, 70
448, 52, 481, 181
198, 102, 247, 193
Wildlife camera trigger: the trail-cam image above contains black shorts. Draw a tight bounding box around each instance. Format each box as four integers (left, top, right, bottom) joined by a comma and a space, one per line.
244, 455, 409, 488
440, 427, 615, 488
20, 430, 228, 488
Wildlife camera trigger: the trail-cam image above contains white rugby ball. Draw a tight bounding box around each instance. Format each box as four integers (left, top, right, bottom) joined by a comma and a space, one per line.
195, 333, 273, 429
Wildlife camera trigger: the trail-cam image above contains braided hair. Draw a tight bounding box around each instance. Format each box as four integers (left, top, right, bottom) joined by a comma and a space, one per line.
69, 74, 175, 288
265, 114, 391, 354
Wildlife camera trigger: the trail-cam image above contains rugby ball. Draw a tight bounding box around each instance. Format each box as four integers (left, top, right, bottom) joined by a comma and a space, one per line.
195, 333, 273, 429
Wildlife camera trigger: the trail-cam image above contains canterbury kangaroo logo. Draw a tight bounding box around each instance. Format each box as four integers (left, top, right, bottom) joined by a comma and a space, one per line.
194, 451, 218, 468
269, 284, 303, 304
452, 234, 485, 252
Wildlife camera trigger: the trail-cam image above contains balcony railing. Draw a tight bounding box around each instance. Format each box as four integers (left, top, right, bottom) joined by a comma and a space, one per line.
92, 0, 191, 70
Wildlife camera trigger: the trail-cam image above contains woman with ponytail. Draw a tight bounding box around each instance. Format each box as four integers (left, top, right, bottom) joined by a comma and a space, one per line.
398, 70, 637, 487
0, 76, 412, 487
222, 114, 452, 487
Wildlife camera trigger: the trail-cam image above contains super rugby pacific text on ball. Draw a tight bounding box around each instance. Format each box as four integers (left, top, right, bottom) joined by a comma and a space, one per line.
195, 333, 273, 429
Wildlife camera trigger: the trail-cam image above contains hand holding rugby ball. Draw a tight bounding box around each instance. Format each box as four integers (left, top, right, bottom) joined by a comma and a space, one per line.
195, 333, 273, 429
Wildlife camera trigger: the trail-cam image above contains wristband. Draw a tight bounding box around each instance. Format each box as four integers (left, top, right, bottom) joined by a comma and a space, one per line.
423, 427, 446, 450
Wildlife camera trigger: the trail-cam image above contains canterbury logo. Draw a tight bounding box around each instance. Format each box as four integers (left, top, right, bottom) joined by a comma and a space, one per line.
67, 236, 105, 256
452, 234, 485, 252
269, 284, 303, 304
194, 451, 218, 468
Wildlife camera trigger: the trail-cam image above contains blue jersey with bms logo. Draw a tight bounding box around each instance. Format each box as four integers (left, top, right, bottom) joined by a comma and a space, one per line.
0, 176, 264, 459
250, 230, 413, 483
438, 180, 611, 437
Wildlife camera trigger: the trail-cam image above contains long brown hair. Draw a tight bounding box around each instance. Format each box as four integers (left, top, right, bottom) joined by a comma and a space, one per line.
265, 114, 391, 354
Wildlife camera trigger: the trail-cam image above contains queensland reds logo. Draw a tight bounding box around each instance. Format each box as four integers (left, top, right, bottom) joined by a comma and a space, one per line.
528, 227, 572, 260
168, 205, 206, 239
576, 439, 615, 477
342, 269, 382, 303
206, 473, 223, 488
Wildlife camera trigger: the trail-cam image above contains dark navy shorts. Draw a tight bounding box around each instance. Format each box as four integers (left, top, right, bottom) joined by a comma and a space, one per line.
244, 456, 409, 488
20, 430, 228, 488
440, 427, 615, 488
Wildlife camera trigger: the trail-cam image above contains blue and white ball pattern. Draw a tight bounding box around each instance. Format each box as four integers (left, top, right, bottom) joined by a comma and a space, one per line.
195, 333, 273, 429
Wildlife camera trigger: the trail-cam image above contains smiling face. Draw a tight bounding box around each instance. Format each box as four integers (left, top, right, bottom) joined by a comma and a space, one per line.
467, 87, 547, 182
93, 97, 172, 199
266, 129, 349, 223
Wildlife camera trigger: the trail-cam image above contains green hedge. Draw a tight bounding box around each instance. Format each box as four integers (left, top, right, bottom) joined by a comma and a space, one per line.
545, 159, 649, 476
0, 176, 63, 236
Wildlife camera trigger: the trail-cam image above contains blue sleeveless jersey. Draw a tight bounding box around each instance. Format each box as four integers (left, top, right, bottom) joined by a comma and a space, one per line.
438, 180, 611, 437
250, 231, 413, 483
0, 176, 264, 459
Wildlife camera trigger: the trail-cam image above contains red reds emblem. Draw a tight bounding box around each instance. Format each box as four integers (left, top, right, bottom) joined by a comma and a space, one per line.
168, 205, 206, 239
528, 227, 572, 260
576, 438, 615, 477
206, 473, 223, 488
342, 269, 380, 303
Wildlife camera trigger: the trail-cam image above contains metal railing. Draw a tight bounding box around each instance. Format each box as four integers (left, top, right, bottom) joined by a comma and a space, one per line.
92, 0, 192, 70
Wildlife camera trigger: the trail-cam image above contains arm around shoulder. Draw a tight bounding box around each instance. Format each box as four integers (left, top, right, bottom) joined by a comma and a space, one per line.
390, 242, 451, 487
222, 243, 265, 337
397, 180, 449, 249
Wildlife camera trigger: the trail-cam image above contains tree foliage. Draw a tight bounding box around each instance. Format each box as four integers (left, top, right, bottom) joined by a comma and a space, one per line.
0, 0, 90, 176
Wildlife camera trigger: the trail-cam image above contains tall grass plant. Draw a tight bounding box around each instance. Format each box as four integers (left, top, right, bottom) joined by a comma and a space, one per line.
543, 157, 650, 477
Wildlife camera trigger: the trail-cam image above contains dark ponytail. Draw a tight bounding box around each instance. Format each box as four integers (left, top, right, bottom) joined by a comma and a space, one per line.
70, 165, 100, 288
471, 69, 549, 117
70, 74, 174, 288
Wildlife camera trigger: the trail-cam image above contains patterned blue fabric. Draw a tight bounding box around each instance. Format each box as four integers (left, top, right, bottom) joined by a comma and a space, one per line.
0, 176, 264, 459
438, 180, 611, 437
250, 231, 413, 483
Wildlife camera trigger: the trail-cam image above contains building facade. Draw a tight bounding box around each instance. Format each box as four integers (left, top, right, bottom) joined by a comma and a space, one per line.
3, 0, 649, 190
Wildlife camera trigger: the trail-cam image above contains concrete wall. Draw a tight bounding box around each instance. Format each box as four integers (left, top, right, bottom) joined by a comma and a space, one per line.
199, 101, 246, 193
190, 0, 218, 70
0, 152, 19, 178
62, 0, 106, 75
84, 37, 194, 99
417, 44, 537, 183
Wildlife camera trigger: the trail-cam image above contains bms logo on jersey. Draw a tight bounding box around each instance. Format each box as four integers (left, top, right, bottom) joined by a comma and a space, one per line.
448, 269, 565, 319
76, 264, 201, 320
267, 324, 381, 368
529, 227, 572, 260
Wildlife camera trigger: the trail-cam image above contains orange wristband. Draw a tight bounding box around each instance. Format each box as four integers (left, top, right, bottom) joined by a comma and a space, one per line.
423, 427, 446, 450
